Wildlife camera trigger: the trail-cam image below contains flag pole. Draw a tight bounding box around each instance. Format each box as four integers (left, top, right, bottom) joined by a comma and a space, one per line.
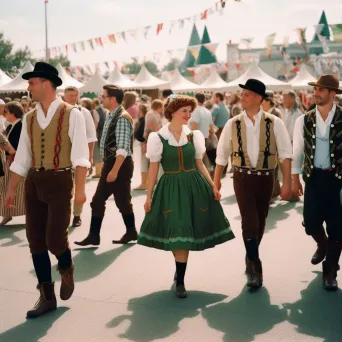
45, 0, 50, 60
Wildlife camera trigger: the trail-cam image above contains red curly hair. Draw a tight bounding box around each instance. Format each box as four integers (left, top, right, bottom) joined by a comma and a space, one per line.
164, 95, 197, 121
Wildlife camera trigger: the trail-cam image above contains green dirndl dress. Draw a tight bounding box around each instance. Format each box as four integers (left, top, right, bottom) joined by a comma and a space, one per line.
137, 133, 235, 251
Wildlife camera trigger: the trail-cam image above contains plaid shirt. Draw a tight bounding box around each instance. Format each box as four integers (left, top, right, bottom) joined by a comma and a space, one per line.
100, 106, 133, 158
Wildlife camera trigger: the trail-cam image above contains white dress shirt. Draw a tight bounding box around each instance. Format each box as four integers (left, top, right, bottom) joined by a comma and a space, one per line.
80, 107, 97, 143
146, 123, 206, 162
216, 110, 293, 167
292, 104, 336, 174
10, 97, 91, 177
283, 106, 304, 141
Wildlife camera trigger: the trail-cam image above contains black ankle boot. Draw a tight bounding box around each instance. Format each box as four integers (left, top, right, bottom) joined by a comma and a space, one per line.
75, 217, 103, 246
322, 239, 342, 291
112, 213, 138, 244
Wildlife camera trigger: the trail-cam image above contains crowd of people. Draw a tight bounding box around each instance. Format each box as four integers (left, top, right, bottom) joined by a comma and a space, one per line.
1, 61, 341, 320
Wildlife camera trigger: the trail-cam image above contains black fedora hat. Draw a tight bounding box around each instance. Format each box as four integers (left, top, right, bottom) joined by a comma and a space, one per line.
22, 62, 63, 87
239, 78, 268, 98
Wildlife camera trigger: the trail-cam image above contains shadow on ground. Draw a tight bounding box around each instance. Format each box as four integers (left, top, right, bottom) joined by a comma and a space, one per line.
265, 201, 297, 232
0, 307, 69, 342
202, 287, 286, 342
0, 224, 25, 247
285, 271, 342, 342
107, 290, 227, 341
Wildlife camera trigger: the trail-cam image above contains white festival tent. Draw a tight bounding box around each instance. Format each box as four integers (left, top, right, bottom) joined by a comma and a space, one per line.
0, 69, 12, 87
107, 67, 139, 90
289, 64, 316, 90
79, 70, 107, 94
199, 67, 230, 91
225, 61, 290, 91
169, 69, 201, 93
134, 65, 170, 90
56, 63, 84, 90
0, 61, 34, 94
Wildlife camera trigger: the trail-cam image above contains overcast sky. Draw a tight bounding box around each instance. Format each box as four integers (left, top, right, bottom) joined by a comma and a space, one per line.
1, 0, 342, 67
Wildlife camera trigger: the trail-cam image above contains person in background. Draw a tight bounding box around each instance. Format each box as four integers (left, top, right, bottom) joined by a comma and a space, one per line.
134, 104, 148, 190
20, 96, 31, 113
4, 97, 11, 104
0, 99, 7, 133
0, 101, 25, 225
262, 91, 283, 118
161, 89, 173, 101
91, 98, 108, 178
140, 94, 150, 109
229, 93, 243, 118
64, 86, 97, 228
211, 92, 230, 140
80, 97, 94, 113
123, 92, 139, 123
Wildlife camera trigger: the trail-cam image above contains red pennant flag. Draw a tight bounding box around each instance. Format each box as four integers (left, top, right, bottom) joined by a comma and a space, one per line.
157, 23, 163, 35
201, 10, 208, 20
108, 34, 116, 44
95, 37, 103, 47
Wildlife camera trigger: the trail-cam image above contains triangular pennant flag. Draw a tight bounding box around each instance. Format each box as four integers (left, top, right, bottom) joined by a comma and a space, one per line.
201, 10, 208, 20
65, 45, 69, 55
104, 61, 109, 69
108, 34, 116, 44
121, 32, 126, 41
72, 43, 77, 53
296, 28, 308, 55
88, 39, 95, 50
188, 45, 202, 60
179, 19, 185, 29
95, 37, 103, 47
157, 23, 163, 35
240, 38, 253, 49
265, 32, 276, 59
129, 30, 138, 40
79, 41, 86, 51
169, 20, 177, 34
143, 26, 151, 39
220, 0, 226, 8
203, 42, 219, 54
282, 36, 289, 48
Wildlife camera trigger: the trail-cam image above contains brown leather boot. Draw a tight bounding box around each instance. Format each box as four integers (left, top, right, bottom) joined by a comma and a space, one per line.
75, 232, 100, 246
26, 282, 57, 318
246, 259, 263, 289
58, 265, 75, 300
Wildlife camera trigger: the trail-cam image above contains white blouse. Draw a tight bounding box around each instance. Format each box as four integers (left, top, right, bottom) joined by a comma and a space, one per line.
146, 123, 206, 162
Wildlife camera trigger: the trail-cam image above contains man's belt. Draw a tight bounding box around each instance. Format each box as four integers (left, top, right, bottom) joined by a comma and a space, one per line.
233, 166, 274, 176
30, 166, 72, 172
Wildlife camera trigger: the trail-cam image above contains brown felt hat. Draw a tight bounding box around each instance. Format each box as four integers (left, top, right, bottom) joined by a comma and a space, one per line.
308, 74, 342, 94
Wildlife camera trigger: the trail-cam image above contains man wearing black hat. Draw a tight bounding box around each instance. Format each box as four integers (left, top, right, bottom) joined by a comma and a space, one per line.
292, 75, 342, 291
214, 79, 292, 289
5, 62, 90, 318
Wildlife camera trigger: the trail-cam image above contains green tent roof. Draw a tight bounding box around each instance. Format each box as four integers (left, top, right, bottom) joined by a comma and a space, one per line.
196, 26, 217, 65
312, 11, 330, 42
179, 25, 201, 75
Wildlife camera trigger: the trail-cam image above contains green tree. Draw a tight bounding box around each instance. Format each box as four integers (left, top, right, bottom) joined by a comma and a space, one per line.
45, 55, 70, 68
162, 58, 181, 72
0, 33, 33, 72
122, 60, 161, 77
144, 60, 160, 77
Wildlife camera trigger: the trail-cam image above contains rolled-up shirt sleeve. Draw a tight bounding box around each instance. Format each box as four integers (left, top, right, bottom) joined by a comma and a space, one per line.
292, 115, 305, 174
274, 117, 293, 162
115, 117, 132, 158
215, 120, 233, 166
10, 115, 33, 177
81, 107, 97, 143
68, 108, 91, 168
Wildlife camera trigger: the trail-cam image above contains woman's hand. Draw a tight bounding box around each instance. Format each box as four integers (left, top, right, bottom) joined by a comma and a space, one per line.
212, 185, 221, 201
144, 197, 152, 212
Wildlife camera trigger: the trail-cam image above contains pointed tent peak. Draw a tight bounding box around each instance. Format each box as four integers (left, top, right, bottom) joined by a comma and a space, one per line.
169, 68, 201, 93
79, 69, 107, 94
289, 64, 317, 89
106, 67, 138, 90
134, 65, 171, 90
199, 67, 229, 91
20, 61, 34, 74
313, 10, 330, 42
201, 26, 211, 44
56, 63, 84, 90
0, 69, 12, 86
188, 24, 201, 46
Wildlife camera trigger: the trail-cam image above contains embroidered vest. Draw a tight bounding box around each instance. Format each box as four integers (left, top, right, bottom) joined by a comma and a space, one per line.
303, 106, 342, 182
103, 107, 134, 161
231, 112, 277, 170
26, 103, 73, 170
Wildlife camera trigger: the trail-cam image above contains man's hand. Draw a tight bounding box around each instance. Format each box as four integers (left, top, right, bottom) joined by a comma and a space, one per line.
106, 170, 118, 183
292, 177, 304, 197
280, 182, 292, 200
5, 188, 16, 209
75, 188, 86, 206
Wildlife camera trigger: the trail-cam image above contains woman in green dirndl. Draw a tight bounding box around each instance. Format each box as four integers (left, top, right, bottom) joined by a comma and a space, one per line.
137, 95, 235, 298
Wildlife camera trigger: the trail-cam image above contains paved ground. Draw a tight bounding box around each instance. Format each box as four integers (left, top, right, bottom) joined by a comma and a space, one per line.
1, 146, 342, 342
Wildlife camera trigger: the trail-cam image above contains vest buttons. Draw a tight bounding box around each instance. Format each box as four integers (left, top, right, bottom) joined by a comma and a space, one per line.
331, 124, 335, 127
312, 145, 315, 149
332, 165, 336, 168
310, 155, 313, 159
313, 124, 316, 127
312, 135, 315, 138
339, 176, 342, 179
330, 140, 333, 144
331, 153, 335, 157
257, 172, 261, 175
307, 173, 310, 177
239, 169, 242, 172
247, 171, 251, 174
310, 165, 314, 169
266, 172, 269, 175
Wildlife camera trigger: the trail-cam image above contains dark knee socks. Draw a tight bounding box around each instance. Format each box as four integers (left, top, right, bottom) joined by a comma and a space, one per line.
244, 238, 259, 261
32, 251, 52, 284
176, 262, 187, 286
56, 248, 72, 270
